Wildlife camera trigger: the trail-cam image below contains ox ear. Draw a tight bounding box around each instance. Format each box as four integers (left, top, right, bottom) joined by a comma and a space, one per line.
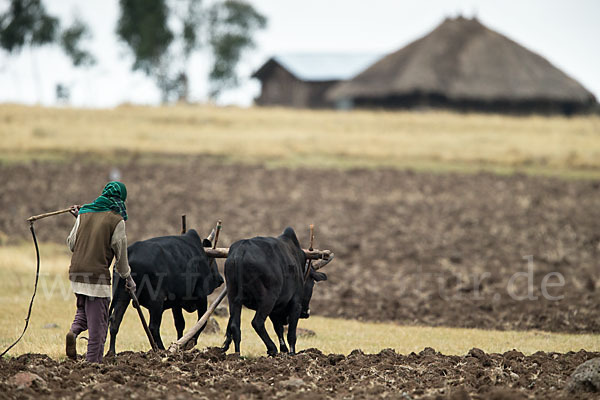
202, 238, 212, 248
310, 269, 327, 282
281, 227, 300, 247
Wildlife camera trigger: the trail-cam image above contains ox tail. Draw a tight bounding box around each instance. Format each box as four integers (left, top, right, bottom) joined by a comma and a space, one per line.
232, 246, 247, 306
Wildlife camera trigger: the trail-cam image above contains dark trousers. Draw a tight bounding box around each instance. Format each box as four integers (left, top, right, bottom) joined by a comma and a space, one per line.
70, 294, 110, 363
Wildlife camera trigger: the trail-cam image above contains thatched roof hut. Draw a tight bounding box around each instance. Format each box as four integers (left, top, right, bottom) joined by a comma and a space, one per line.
327, 17, 597, 114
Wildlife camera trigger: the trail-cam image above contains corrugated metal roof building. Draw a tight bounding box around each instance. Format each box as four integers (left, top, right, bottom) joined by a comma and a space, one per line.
252, 54, 379, 108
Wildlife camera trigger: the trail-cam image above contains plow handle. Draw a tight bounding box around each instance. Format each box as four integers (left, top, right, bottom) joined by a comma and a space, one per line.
168, 287, 227, 353
127, 286, 159, 351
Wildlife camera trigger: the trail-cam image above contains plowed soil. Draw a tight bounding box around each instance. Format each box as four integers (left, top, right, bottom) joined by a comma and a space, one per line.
1, 348, 599, 399
1, 157, 599, 333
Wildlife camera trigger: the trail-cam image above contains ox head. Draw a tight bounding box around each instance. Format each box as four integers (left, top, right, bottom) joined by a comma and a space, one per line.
300, 252, 334, 319
202, 230, 224, 291
300, 265, 327, 319
281, 226, 334, 319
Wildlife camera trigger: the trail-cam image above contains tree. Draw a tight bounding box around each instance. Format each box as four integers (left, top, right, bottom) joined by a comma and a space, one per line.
115, 0, 174, 102
207, 1, 266, 98
0, 0, 96, 101
115, 0, 173, 76
116, 0, 266, 103
0, 0, 95, 65
0, 0, 58, 52
60, 17, 96, 67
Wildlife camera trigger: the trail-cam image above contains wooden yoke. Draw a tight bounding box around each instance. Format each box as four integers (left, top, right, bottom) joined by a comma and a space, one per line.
203, 247, 333, 260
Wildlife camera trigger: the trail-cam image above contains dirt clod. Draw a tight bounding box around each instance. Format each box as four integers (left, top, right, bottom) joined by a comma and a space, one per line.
283, 326, 316, 338
9, 371, 46, 390
468, 347, 492, 366
203, 317, 220, 334
566, 357, 600, 393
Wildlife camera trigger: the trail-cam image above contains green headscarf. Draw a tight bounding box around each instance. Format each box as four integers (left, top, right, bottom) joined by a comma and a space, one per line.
78, 181, 128, 221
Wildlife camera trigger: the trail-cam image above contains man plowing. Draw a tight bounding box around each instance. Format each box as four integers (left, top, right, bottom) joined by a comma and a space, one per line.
65, 181, 135, 363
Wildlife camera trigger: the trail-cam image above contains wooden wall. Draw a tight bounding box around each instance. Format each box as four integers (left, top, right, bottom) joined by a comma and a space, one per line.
254, 63, 339, 109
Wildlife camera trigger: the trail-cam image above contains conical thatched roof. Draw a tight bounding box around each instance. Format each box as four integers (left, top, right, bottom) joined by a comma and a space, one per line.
327, 17, 596, 111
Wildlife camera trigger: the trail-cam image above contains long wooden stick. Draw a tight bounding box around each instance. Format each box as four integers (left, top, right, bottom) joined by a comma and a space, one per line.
213, 220, 222, 249
168, 287, 228, 353
127, 286, 158, 351
304, 224, 315, 282
27, 206, 81, 222
181, 215, 187, 234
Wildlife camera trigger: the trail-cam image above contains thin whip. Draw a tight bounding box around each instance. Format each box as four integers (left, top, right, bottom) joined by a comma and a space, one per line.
0, 222, 41, 357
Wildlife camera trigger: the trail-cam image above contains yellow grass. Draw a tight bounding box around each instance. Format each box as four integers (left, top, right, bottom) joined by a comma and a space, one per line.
0, 104, 599, 177
1, 242, 598, 359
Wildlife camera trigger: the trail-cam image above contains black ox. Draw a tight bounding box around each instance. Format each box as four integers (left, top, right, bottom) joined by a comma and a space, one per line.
222, 227, 333, 356
107, 229, 224, 353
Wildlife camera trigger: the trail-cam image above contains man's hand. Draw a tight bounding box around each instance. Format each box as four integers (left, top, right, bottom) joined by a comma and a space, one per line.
125, 275, 136, 294
69, 205, 81, 217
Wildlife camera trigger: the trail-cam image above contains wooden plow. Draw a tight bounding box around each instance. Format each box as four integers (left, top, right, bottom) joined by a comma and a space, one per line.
168, 220, 335, 353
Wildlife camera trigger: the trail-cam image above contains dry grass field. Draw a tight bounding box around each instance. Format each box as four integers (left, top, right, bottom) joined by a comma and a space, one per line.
0, 104, 599, 177
1, 243, 598, 360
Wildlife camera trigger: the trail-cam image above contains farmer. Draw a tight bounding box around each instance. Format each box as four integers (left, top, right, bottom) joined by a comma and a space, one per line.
65, 181, 136, 363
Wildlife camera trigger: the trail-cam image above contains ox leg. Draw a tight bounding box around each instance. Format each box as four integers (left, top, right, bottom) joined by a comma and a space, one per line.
106, 297, 130, 356
222, 322, 232, 352
286, 305, 302, 355
190, 297, 208, 347
148, 301, 166, 350
223, 295, 242, 354
270, 315, 288, 353
251, 294, 278, 356
252, 311, 277, 356
172, 306, 185, 340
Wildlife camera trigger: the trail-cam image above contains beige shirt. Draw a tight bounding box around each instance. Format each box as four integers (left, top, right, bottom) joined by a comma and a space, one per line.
67, 215, 131, 298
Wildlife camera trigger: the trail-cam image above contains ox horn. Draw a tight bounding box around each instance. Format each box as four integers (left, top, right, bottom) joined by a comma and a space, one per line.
206, 228, 216, 242
312, 251, 334, 270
